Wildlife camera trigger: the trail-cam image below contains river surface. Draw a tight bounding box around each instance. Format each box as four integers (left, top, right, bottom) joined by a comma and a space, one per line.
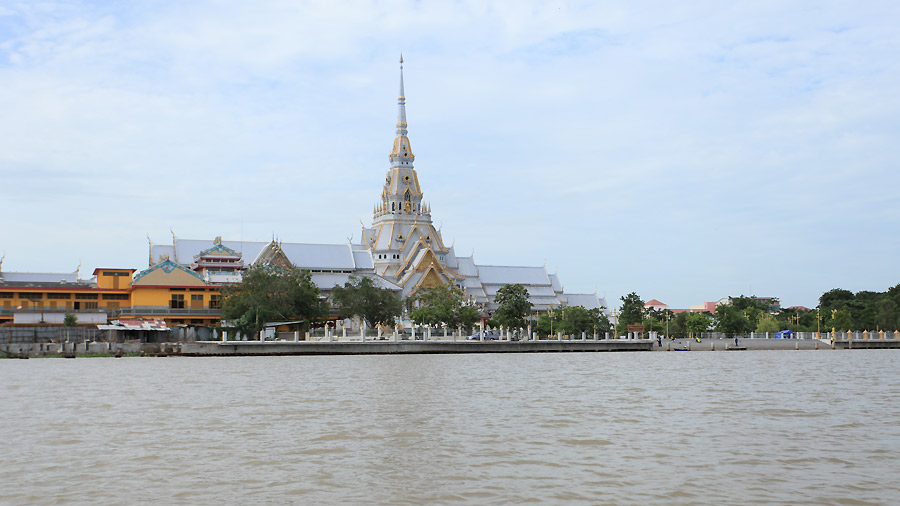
2, 351, 899, 505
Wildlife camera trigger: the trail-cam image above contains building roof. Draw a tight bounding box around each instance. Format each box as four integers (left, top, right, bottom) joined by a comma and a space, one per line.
475, 265, 550, 286
278, 243, 357, 270
311, 272, 400, 291
565, 293, 606, 311
0, 270, 94, 289
1, 271, 81, 283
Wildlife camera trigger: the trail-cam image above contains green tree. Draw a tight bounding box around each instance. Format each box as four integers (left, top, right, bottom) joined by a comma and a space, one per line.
617, 292, 644, 334
538, 306, 611, 337
492, 284, 533, 329
220, 265, 326, 338
685, 313, 712, 339
756, 314, 780, 333
730, 296, 771, 313
876, 299, 900, 331
588, 307, 611, 335
557, 306, 590, 336
670, 311, 691, 338
63, 313, 78, 327
536, 308, 563, 337
714, 304, 751, 337
332, 275, 402, 329
831, 308, 853, 331
819, 288, 854, 310
410, 283, 479, 330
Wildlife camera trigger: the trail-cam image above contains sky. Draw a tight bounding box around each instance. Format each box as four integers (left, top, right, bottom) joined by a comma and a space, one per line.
1, 1, 898, 310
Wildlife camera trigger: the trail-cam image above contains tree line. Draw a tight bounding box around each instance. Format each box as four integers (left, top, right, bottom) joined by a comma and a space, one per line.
220, 265, 608, 338
614, 284, 900, 339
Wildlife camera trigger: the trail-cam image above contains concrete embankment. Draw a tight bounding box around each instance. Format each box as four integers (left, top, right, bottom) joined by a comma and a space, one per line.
0, 342, 173, 357
651, 337, 900, 351
181, 339, 653, 356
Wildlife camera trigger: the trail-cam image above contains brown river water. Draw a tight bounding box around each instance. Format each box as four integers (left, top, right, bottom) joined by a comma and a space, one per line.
1, 351, 899, 505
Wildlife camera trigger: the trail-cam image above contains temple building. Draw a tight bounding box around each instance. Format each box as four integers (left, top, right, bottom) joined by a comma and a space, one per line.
147, 59, 606, 318
1, 60, 604, 330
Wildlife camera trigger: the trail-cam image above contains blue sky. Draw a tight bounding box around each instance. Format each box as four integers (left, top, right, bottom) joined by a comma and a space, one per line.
1, 1, 898, 309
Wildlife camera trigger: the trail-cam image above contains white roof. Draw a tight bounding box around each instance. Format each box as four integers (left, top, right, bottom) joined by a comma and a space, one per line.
1, 271, 82, 283
549, 273, 563, 292
154, 239, 367, 271
311, 272, 400, 291
352, 249, 374, 269
279, 243, 356, 270
475, 265, 550, 286
564, 293, 604, 310
455, 256, 479, 277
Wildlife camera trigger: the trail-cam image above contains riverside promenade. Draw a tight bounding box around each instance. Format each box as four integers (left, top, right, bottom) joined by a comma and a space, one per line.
181, 338, 653, 356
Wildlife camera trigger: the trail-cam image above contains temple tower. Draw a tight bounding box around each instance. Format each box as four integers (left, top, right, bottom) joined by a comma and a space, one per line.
361, 57, 459, 296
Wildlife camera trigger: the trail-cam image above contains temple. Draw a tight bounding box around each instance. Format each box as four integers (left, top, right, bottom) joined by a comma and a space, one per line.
147, 58, 606, 317
0, 59, 605, 329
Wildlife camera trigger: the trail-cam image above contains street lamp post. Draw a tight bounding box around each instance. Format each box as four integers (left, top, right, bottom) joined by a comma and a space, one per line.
816, 307, 821, 339
611, 307, 619, 340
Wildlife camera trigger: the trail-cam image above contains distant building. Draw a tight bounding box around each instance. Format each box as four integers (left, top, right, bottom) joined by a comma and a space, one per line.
644, 299, 668, 311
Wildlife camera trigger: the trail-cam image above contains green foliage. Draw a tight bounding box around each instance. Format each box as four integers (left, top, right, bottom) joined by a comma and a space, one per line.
830, 308, 853, 331
220, 265, 326, 338
714, 304, 752, 337
63, 313, 78, 327
535, 310, 558, 336
588, 307, 611, 335
816, 284, 900, 331
618, 292, 644, 327
331, 275, 402, 328
756, 314, 780, 333
730, 296, 771, 312
685, 313, 712, 338
819, 288, 854, 311
492, 284, 533, 329
536, 305, 609, 337
875, 299, 900, 331
410, 283, 479, 329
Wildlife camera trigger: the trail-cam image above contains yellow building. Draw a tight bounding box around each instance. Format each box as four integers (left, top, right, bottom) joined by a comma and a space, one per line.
0, 261, 223, 327
123, 258, 222, 326
0, 268, 135, 326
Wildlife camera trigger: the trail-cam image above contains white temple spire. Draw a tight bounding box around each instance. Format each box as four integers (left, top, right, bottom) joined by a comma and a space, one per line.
396, 55, 408, 137
390, 55, 414, 165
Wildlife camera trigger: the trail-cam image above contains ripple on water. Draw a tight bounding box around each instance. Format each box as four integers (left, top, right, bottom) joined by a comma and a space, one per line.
2, 352, 900, 505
